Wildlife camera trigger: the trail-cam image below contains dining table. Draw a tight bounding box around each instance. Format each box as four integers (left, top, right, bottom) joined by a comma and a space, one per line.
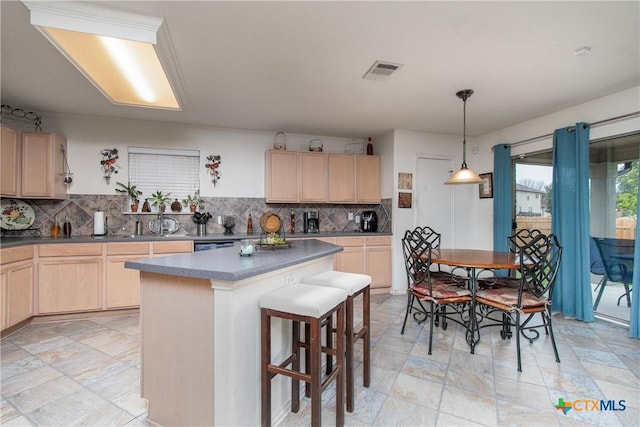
430, 248, 521, 352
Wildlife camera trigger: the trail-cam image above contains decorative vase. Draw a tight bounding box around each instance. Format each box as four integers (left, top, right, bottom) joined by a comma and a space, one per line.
171, 199, 182, 212
142, 199, 151, 212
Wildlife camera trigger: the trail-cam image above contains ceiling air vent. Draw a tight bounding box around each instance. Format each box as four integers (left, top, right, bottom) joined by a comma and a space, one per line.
362, 60, 403, 81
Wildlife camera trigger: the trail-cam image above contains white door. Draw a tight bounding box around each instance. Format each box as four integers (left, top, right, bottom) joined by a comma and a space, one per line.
416, 156, 454, 248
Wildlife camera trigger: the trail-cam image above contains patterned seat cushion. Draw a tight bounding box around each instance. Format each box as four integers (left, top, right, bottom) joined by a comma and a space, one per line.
475, 286, 547, 310
411, 280, 471, 300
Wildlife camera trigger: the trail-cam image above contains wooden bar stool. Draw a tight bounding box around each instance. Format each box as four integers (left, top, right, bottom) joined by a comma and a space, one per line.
260, 284, 347, 427
302, 271, 371, 413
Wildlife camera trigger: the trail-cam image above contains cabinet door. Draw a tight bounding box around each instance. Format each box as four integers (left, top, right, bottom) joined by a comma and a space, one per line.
266, 150, 298, 203
1, 125, 19, 197
366, 246, 392, 290
328, 154, 356, 203
106, 255, 145, 308
335, 247, 365, 274
20, 132, 67, 199
356, 156, 381, 203
1, 269, 6, 330
38, 258, 103, 314
4, 261, 34, 327
299, 152, 327, 202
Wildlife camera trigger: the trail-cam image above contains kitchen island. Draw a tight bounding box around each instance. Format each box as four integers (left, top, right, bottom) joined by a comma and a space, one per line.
125, 238, 342, 427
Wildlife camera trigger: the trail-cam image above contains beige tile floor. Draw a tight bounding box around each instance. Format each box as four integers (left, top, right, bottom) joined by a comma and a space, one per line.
1, 294, 639, 426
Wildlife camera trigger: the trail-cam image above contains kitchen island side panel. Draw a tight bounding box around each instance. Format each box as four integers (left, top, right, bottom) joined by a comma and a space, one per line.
140, 255, 335, 427
140, 272, 214, 426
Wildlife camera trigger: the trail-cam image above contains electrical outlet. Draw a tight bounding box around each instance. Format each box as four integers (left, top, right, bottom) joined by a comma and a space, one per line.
348, 212, 353, 220
355, 215, 360, 223
217, 216, 222, 224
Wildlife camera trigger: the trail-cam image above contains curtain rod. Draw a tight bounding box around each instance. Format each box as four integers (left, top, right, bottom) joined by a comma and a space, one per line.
506, 111, 640, 148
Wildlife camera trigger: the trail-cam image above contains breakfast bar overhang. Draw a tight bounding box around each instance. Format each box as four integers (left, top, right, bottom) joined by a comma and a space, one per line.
125, 239, 343, 426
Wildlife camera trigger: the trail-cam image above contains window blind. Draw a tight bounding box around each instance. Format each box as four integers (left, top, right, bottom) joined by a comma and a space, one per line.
128, 147, 200, 202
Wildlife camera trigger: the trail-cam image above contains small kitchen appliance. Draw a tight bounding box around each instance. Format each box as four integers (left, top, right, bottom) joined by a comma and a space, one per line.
303, 211, 319, 233
360, 211, 378, 232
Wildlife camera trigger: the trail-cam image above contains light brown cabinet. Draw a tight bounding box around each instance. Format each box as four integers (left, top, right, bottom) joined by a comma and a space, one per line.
266, 150, 380, 204
106, 242, 150, 309
328, 154, 381, 204
151, 240, 193, 256
38, 243, 104, 314
1, 246, 34, 329
356, 156, 381, 203
328, 154, 356, 203
299, 152, 328, 202
1, 125, 20, 197
20, 131, 68, 199
329, 236, 391, 293
265, 150, 298, 203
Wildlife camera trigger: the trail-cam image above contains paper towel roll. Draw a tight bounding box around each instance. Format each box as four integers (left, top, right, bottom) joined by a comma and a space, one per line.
94, 211, 105, 235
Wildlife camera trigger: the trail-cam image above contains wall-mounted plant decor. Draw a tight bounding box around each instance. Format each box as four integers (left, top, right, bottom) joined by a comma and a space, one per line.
100, 148, 119, 184
205, 154, 222, 186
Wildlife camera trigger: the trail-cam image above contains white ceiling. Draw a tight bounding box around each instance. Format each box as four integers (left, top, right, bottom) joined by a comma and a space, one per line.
1, 1, 638, 138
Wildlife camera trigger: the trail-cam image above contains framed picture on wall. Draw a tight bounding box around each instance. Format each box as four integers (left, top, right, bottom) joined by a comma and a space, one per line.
479, 173, 493, 199
398, 172, 413, 190
398, 192, 412, 208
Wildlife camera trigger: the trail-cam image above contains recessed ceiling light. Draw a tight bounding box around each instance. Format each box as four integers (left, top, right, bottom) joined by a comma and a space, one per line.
23, 1, 184, 110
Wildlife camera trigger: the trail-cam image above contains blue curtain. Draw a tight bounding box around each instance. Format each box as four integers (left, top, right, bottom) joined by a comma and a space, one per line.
551, 123, 594, 321
629, 166, 640, 338
493, 144, 512, 253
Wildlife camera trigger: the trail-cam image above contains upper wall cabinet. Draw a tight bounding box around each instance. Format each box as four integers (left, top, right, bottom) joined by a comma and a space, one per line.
266, 150, 299, 203
12, 130, 68, 199
1, 125, 20, 197
266, 150, 380, 204
355, 155, 381, 203
1, 126, 68, 199
329, 154, 381, 204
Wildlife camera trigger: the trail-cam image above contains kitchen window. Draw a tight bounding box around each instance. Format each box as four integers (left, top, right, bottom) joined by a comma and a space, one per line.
128, 147, 200, 202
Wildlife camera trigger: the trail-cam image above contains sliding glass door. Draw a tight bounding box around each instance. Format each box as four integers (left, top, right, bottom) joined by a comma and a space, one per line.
513, 131, 640, 324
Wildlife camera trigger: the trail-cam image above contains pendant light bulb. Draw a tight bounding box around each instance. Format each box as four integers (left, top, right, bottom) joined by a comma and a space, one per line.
445, 89, 483, 185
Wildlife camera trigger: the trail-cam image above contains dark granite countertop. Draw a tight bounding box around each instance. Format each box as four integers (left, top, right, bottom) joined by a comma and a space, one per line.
125, 238, 343, 282
0, 231, 392, 248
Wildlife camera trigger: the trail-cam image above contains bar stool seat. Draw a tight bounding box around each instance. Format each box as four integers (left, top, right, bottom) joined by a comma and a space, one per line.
260, 284, 348, 427
302, 271, 371, 412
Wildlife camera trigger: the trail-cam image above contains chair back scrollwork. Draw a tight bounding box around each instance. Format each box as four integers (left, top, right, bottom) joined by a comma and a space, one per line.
519, 233, 562, 300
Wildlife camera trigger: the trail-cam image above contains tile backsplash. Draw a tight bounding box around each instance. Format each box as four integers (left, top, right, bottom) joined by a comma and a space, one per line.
1, 195, 391, 237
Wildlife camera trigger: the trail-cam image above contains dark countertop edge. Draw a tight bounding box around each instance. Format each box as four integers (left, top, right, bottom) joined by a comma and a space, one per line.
0, 231, 392, 248
125, 240, 343, 282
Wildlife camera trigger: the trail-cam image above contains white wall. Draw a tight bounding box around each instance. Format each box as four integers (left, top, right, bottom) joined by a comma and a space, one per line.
41, 113, 367, 198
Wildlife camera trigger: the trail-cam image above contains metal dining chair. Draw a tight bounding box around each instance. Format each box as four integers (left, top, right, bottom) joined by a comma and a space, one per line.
590, 236, 608, 310
475, 233, 563, 371
400, 228, 471, 355
593, 237, 634, 308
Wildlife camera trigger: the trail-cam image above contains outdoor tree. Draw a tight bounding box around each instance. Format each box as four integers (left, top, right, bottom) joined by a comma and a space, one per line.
616, 161, 639, 217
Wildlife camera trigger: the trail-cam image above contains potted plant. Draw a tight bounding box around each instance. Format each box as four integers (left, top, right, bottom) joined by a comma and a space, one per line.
150, 190, 171, 212
115, 182, 142, 212
182, 190, 205, 213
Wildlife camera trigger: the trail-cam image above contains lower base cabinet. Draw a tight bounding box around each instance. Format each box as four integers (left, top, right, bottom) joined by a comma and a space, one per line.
38, 257, 104, 314
106, 242, 151, 309
321, 236, 392, 293
2, 260, 34, 328
1, 246, 35, 330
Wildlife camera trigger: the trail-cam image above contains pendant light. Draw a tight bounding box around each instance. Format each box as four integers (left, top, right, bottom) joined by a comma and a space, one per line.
444, 89, 483, 185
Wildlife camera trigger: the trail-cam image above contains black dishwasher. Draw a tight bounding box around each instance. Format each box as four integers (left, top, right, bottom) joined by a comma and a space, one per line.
193, 241, 235, 251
